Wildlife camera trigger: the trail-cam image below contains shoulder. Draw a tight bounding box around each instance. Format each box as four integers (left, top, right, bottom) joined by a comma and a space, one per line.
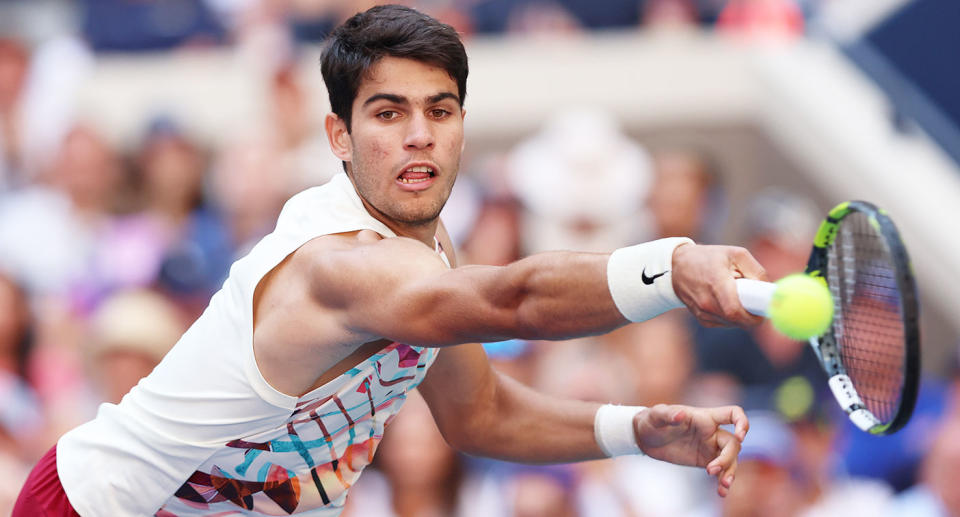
296, 230, 445, 266
291, 231, 449, 304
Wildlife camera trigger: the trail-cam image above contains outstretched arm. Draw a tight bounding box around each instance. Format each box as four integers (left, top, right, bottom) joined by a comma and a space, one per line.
418, 343, 748, 497
308, 234, 766, 347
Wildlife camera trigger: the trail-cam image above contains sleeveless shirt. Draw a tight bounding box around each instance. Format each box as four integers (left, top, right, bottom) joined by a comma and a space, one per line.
57, 173, 442, 516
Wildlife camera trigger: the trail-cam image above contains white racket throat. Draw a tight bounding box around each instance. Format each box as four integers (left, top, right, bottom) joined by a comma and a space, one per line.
827, 374, 881, 432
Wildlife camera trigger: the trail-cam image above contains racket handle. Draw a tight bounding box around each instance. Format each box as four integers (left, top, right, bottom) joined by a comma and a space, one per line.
735, 278, 776, 317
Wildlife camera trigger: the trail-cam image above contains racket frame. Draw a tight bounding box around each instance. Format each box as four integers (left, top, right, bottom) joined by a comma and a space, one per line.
805, 200, 920, 435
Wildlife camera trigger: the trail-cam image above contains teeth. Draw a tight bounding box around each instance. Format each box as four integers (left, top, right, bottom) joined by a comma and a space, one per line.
406, 166, 434, 173
399, 177, 430, 184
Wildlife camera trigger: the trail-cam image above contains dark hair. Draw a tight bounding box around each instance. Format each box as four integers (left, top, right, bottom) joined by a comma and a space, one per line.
0, 273, 34, 382
321, 5, 468, 132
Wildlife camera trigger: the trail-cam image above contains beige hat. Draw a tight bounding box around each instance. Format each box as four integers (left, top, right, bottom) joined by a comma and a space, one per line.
88, 289, 185, 362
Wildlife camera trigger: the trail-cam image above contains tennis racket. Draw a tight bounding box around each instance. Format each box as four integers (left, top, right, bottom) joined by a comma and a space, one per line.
735, 200, 920, 435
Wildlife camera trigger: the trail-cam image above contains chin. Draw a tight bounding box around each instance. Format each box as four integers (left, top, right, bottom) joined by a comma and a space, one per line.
393, 210, 443, 227
391, 200, 446, 225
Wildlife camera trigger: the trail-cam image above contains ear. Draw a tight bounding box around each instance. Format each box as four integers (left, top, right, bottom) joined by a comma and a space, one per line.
325, 113, 352, 163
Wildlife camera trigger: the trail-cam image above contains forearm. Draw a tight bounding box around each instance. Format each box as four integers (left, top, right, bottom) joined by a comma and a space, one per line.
493, 237, 690, 342
451, 371, 609, 463
503, 251, 628, 341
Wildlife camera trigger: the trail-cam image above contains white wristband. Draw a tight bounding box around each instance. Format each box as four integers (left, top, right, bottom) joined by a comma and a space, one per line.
594, 404, 647, 457
606, 237, 694, 322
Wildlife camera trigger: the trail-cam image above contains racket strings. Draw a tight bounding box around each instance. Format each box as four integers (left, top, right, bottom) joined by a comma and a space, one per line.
827, 213, 905, 424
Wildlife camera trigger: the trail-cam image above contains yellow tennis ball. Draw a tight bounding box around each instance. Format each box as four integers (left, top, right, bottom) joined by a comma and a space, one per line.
769, 274, 834, 340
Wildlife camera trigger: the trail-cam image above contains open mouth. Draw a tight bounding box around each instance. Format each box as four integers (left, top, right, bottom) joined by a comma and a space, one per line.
398, 165, 435, 184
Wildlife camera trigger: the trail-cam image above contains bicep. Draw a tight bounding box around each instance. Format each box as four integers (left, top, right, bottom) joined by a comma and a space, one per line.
309, 237, 526, 346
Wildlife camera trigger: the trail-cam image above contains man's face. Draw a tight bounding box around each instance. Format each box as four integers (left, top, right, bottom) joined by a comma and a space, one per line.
328, 56, 465, 228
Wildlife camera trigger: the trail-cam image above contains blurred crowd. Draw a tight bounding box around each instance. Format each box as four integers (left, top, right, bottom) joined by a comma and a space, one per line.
1, 0, 817, 51
1, 1, 959, 516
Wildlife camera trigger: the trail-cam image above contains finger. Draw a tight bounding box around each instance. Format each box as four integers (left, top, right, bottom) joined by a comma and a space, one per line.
715, 280, 765, 327
709, 405, 749, 441
731, 247, 768, 282
698, 317, 726, 328
694, 309, 727, 328
706, 429, 740, 473
707, 430, 740, 496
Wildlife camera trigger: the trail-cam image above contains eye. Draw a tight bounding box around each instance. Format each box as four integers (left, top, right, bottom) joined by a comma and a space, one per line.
377, 111, 399, 121
429, 109, 451, 119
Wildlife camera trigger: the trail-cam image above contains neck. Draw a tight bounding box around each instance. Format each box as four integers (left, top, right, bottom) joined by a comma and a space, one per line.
348, 178, 439, 247
375, 213, 439, 248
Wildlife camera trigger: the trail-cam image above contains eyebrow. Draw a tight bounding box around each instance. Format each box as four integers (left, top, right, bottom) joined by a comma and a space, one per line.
427, 92, 460, 104
362, 93, 406, 107
361, 92, 461, 107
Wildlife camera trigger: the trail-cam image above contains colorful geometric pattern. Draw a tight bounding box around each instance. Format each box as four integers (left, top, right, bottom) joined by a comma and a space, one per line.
155, 342, 437, 516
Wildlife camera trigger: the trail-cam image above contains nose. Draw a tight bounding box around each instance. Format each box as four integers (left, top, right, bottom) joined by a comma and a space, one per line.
403, 114, 434, 151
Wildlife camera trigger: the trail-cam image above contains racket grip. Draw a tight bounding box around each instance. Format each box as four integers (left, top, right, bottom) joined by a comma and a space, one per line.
735, 278, 776, 317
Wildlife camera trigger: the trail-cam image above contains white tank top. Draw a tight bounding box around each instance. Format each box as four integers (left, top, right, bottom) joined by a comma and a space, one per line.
57, 173, 442, 516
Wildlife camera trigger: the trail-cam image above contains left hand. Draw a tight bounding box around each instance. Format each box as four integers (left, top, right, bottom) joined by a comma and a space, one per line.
633, 404, 748, 497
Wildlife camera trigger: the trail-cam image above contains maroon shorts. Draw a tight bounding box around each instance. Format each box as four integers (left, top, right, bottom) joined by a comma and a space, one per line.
13, 444, 81, 517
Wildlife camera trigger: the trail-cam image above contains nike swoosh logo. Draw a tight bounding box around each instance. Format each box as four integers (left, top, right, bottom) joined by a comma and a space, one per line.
641, 268, 668, 285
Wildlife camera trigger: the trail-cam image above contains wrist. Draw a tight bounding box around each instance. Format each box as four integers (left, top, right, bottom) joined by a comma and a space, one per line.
606, 237, 694, 322
594, 404, 647, 457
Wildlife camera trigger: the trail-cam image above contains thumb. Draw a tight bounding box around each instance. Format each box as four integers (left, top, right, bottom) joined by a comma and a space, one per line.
649, 405, 687, 427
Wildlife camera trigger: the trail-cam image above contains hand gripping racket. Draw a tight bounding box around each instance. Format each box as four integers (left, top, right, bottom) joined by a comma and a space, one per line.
736, 200, 920, 435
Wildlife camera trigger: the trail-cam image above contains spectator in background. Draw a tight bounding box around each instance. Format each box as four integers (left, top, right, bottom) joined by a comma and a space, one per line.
507, 465, 579, 517
506, 107, 653, 255
0, 272, 35, 388
269, 64, 343, 191
0, 124, 123, 297
716, 0, 804, 40
888, 386, 960, 517
80, 0, 226, 52
644, 0, 701, 29
84, 288, 186, 404
0, 126, 128, 442
469, 0, 582, 35
0, 272, 43, 515
615, 312, 696, 408
647, 147, 722, 243
0, 272, 46, 457
459, 195, 523, 266
209, 134, 291, 254
68, 117, 227, 315
0, 38, 29, 190
134, 117, 232, 313
469, 0, 644, 34
280, 1, 340, 43
281, 0, 473, 41
452, 153, 522, 266
793, 405, 893, 517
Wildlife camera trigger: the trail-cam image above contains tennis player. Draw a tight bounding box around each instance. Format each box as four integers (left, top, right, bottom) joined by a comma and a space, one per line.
15, 5, 767, 516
